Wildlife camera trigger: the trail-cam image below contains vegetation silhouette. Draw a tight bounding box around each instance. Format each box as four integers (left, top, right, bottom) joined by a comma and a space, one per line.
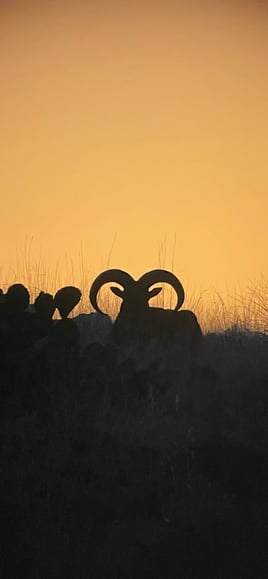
0, 272, 267, 578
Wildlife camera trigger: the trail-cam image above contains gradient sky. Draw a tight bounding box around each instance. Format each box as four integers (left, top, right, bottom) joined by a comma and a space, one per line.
1, 0, 268, 301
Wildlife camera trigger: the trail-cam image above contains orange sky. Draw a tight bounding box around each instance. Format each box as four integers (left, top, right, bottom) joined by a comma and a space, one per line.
0, 0, 268, 301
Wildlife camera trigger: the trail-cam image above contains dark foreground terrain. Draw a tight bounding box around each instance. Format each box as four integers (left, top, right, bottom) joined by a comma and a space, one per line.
1, 331, 268, 578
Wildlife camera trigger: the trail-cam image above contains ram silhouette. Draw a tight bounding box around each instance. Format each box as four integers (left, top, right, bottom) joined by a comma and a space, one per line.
90, 268, 202, 347
89, 269, 202, 409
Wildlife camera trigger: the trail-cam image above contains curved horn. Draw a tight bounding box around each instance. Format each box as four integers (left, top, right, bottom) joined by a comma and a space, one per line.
137, 269, 185, 310
89, 269, 135, 313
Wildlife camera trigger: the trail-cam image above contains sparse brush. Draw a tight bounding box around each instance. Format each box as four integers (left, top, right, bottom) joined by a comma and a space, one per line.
1, 236, 267, 334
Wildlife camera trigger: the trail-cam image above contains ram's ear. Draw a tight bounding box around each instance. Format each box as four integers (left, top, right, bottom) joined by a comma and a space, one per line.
111, 286, 124, 298
149, 287, 162, 298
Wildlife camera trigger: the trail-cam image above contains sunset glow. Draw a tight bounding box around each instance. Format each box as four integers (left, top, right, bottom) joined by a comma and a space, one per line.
1, 0, 268, 308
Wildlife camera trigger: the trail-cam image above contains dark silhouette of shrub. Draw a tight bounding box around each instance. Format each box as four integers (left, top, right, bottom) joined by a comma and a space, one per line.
54, 286, 82, 319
